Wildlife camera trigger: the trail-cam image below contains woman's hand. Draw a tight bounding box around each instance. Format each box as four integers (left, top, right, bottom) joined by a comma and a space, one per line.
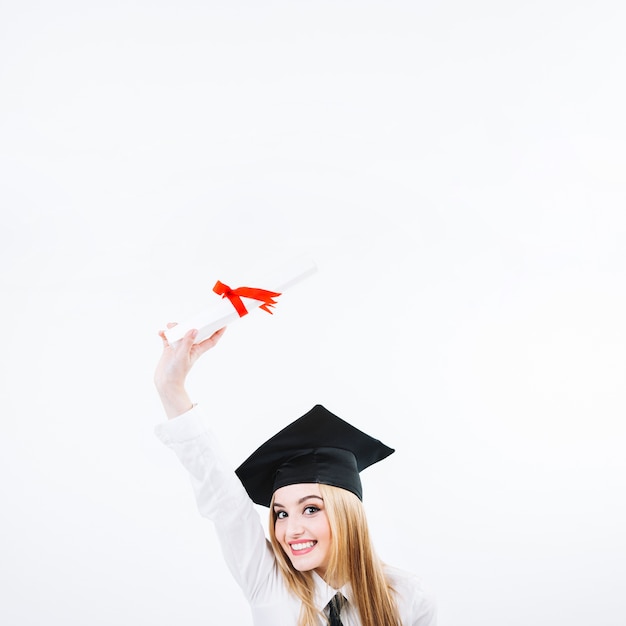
154, 324, 226, 419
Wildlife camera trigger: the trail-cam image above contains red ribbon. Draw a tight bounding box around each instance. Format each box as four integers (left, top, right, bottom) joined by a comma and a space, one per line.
213, 280, 282, 317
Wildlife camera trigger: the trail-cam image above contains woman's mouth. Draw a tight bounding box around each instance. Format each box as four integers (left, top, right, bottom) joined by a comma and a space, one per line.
290, 540, 317, 555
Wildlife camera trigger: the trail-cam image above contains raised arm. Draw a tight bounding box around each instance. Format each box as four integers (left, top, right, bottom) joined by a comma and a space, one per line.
154, 324, 226, 419
153, 324, 280, 601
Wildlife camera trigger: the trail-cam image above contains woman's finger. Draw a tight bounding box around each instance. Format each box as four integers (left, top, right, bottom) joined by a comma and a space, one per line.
158, 329, 170, 348
193, 327, 227, 356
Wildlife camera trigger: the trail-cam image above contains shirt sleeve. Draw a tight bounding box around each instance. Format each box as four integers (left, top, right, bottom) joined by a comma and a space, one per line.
154, 406, 277, 600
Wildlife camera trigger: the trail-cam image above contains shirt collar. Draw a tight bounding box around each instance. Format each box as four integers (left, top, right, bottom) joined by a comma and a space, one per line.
311, 571, 354, 611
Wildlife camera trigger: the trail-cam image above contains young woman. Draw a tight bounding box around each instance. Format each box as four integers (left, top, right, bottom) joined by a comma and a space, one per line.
154, 325, 436, 626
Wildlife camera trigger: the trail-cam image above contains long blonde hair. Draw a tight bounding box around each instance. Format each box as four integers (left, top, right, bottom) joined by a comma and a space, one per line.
268, 483, 400, 626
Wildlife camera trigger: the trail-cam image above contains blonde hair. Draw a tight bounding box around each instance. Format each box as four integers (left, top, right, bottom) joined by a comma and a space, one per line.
269, 484, 400, 626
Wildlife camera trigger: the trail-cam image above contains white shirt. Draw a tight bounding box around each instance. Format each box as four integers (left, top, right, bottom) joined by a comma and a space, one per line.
155, 406, 437, 626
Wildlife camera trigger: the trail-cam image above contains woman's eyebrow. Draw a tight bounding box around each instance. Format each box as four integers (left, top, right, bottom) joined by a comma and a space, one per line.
273, 495, 324, 509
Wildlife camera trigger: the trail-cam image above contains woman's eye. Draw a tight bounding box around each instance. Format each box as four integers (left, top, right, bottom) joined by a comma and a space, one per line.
275, 511, 287, 519
304, 506, 320, 515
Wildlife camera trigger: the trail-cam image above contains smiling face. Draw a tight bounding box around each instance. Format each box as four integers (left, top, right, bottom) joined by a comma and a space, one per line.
272, 483, 333, 578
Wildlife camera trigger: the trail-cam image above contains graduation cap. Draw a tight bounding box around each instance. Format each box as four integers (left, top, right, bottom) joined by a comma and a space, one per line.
235, 404, 395, 507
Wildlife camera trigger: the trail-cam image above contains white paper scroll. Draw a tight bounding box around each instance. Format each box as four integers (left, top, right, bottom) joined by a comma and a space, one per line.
163, 257, 318, 344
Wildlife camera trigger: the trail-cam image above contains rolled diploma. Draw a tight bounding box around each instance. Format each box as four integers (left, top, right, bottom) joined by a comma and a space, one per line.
164, 257, 318, 344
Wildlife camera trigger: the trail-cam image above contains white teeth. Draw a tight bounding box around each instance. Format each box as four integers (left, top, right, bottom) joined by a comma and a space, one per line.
291, 541, 315, 551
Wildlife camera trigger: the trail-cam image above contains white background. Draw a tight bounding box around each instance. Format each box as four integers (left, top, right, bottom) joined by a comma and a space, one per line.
1, 1, 625, 625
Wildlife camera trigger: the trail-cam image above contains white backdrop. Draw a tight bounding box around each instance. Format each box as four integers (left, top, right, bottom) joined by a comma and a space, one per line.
1, 1, 625, 625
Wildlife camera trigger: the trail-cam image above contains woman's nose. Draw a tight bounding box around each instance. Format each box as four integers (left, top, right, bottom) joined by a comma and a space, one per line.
286, 517, 305, 538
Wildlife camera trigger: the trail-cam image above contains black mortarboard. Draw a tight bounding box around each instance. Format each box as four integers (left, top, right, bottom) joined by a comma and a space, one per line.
235, 404, 395, 507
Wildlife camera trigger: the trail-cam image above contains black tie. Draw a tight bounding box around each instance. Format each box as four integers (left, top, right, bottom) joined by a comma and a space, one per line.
327, 592, 345, 626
